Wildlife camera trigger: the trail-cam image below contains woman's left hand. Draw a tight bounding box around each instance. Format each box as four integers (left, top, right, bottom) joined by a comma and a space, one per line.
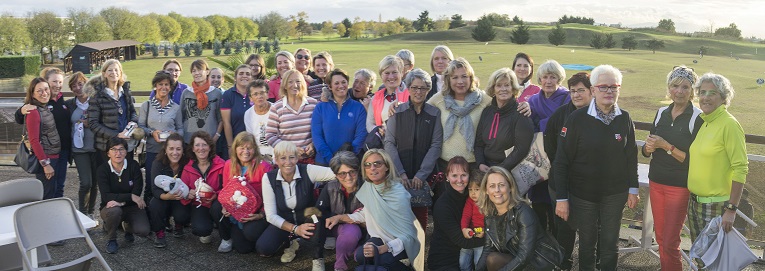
363, 242, 387, 257
304, 144, 315, 157
722, 209, 737, 232
410, 177, 423, 190
627, 193, 640, 209
517, 102, 531, 117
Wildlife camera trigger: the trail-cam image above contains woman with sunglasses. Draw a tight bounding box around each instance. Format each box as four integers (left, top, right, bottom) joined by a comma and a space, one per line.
554, 65, 639, 270
315, 151, 365, 271
326, 149, 423, 270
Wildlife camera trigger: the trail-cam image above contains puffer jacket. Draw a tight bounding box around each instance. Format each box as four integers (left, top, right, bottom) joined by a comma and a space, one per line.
476, 202, 563, 271
84, 75, 137, 151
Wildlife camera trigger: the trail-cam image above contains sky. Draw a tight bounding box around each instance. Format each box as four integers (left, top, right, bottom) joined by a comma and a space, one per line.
4, 0, 763, 38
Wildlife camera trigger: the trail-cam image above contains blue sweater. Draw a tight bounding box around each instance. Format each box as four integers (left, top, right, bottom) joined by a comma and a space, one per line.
311, 98, 368, 165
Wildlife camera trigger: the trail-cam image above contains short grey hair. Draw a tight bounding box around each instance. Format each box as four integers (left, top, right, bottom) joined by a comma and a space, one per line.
329, 151, 359, 173
695, 73, 735, 105
536, 60, 566, 86
396, 49, 415, 66
403, 68, 432, 90
590, 64, 623, 86
274, 51, 296, 66
354, 69, 377, 88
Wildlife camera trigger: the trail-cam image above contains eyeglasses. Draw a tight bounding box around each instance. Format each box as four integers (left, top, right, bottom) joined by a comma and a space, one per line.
165, 69, 181, 73
249, 64, 262, 68
409, 86, 430, 93
363, 160, 385, 169
594, 85, 620, 93
296, 54, 310, 60
250, 91, 268, 97
109, 147, 127, 153
336, 170, 358, 178
570, 88, 588, 95
698, 90, 720, 97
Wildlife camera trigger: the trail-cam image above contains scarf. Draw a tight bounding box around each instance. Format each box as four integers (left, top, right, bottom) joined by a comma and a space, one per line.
595, 104, 617, 125
73, 98, 89, 149
528, 86, 570, 132
443, 91, 482, 152
192, 80, 210, 110
356, 181, 420, 262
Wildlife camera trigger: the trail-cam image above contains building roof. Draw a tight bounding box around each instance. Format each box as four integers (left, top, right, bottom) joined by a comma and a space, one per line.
74, 40, 140, 51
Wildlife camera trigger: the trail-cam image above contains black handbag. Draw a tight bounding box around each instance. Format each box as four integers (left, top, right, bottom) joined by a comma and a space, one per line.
14, 127, 42, 174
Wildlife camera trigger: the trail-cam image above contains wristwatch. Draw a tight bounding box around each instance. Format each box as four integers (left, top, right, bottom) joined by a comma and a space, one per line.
666, 145, 675, 155
724, 202, 738, 212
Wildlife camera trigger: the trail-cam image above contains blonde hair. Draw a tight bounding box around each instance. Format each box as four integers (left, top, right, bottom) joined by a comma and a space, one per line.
360, 149, 398, 191
430, 45, 454, 73
378, 55, 404, 75
666, 66, 698, 101
227, 132, 263, 180
478, 166, 529, 216
100, 59, 125, 88
443, 57, 479, 97
279, 69, 307, 100
273, 141, 299, 158
485, 68, 522, 99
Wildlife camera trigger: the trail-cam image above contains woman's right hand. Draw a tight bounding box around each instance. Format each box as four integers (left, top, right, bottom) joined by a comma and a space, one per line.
462, 228, 474, 239
479, 164, 490, 173
43, 164, 54, 180
555, 201, 569, 221
296, 223, 316, 238
106, 200, 121, 208
21, 104, 36, 115
152, 130, 162, 143
221, 206, 231, 217
326, 215, 342, 230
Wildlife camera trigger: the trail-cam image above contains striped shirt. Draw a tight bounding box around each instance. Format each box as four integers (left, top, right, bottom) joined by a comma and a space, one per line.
265, 96, 318, 149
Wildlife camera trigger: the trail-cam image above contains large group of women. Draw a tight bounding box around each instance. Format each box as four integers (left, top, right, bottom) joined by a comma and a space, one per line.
19, 43, 748, 271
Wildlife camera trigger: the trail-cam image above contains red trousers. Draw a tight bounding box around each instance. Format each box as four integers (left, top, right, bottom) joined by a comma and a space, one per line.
649, 181, 689, 271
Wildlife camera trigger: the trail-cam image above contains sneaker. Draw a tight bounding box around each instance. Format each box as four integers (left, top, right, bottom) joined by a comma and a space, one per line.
324, 237, 336, 250
281, 239, 300, 263
199, 235, 212, 244
105, 240, 119, 254
173, 225, 184, 238
124, 232, 135, 243
218, 239, 233, 253
48, 240, 66, 246
312, 258, 325, 271
154, 230, 167, 248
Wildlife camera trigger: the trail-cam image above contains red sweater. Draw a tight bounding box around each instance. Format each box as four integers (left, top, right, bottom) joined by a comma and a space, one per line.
461, 198, 484, 229
25, 110, 58, 161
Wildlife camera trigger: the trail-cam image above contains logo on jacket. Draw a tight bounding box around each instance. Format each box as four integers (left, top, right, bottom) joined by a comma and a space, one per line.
560, 127, 567, 137
615, 134, 622, 142
348, 112, 354, 118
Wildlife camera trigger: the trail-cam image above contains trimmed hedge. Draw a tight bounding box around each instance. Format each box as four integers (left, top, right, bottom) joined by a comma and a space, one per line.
0, 55, 41, 79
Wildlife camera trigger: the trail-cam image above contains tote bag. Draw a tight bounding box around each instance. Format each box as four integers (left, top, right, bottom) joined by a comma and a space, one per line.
505, 132, 551, 195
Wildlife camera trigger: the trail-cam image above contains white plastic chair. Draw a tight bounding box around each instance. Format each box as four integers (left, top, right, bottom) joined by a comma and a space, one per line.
13, 198, 111, 271
0, 178, 51, 271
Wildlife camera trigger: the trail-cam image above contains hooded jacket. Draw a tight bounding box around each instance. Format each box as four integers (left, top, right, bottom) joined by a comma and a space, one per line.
180, 156, 226, 207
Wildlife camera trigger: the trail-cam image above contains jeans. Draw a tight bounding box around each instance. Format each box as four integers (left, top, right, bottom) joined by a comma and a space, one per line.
53, 149, 70, 198
35, 158, 58, 200
210, 200, 270, 254
570, 192, 627, 271
256, 222, 324, 258
650, 182, 689, 271
73, 152, 99, 214
459, 246, 483, 271
354, 237, 409, 270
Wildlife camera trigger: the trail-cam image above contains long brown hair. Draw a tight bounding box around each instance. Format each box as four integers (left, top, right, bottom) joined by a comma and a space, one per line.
25, 77, 48, 105
227, 132, 263, 180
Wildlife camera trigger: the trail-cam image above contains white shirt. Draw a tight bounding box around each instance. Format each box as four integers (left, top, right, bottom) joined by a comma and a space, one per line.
105, 86, 124, 100
261, 164, 336, 228
244, 104, 273, 157
108, 160, 127, 177
435, 73, 444, 92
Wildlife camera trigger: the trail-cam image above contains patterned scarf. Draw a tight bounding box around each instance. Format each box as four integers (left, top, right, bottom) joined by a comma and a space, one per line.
192, 80, 210, 110
443, 91, 482, 152
595, 105, 616, 125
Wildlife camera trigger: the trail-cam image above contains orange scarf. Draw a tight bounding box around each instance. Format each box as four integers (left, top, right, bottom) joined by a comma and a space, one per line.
192, 80, 210, 110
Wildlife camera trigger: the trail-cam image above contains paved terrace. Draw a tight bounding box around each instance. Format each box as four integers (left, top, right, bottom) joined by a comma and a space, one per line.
1, 165, 763, 271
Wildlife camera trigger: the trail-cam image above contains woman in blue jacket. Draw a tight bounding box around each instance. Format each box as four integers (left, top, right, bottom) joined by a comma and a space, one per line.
311, 69, 368, 166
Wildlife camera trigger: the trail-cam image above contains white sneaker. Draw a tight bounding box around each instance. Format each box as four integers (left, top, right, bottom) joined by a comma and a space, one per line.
280, 239, 300, 263
217, 239, 232, 253
312, 258, 325, 271
324, 237, 336, 250
199, 235, 212, 244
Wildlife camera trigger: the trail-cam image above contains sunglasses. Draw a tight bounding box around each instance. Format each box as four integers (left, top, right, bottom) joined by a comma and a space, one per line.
296, 54, 310, 60
363, 160, 385, 169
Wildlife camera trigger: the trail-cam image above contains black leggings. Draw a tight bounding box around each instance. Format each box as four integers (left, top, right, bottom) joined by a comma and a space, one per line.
210, 200, 269, 254
148, 198, 191, 232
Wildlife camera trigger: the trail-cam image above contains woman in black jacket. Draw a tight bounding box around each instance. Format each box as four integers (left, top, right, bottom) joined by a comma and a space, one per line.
476, 166, 562, 271
474, 68, 534, 173
86, 59, 138, 169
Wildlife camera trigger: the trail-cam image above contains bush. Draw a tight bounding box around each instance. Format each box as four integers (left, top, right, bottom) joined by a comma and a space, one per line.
224, 42, 232, 55
213, 40, 222, 56
590, 33, 604, 49
0, 55, 41, 79
164, 45, 169, 56
263, 40, 272, 53
244, 42, 252, 54
234, 41, 242, 54
471, 17, 496, 42
173, 43, 181, 57
254, 40, 262, 53
183, 43, 192, 57
272, 39, 280, 52
510, 23, 530, 44
151, 43, 159, 57
193, 42, 203, 56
